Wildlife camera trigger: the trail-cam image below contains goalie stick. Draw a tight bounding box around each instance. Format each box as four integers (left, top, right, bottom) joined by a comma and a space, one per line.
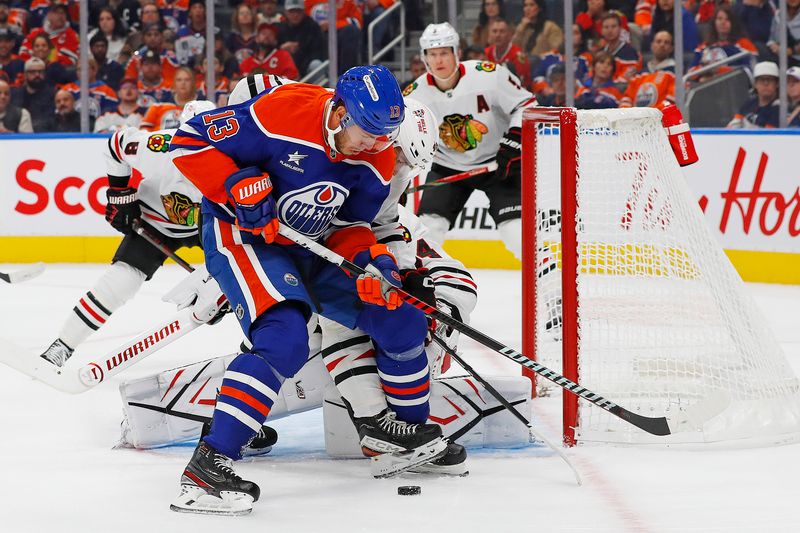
0, 262, 45, 284
431, 332, 581, 486
405, 163, 499, 194
278, 224, 730, 438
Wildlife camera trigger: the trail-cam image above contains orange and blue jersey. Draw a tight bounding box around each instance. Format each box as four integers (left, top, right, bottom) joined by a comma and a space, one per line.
170, 82, 396, 259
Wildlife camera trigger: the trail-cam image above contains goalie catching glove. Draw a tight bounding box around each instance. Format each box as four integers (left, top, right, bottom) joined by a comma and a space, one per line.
225, 166, 279, 243
495, 126, 522, 182
105, 186, 140, 234
353, 244, 404, 310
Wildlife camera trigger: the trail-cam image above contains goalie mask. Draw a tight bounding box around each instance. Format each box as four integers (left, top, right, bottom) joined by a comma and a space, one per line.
419, 22, 460, 80
395, 98, 438, 172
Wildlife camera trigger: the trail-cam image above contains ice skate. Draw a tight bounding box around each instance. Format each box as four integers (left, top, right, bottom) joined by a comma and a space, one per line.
354, 409, 448, 478
408, 441, 469, 476
170, 441, 260, 516
39, 339, 74, 368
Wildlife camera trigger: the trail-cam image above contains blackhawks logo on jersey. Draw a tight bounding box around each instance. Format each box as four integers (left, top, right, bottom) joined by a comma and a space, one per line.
475, 61, 497, 73
146, 133, 172, 153
161, 191, 199, 226
439, 113, 489, 153
402, 82, 417, 96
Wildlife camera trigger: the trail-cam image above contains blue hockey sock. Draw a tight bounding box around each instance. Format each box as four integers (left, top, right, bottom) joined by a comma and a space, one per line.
376, 349, 431, 424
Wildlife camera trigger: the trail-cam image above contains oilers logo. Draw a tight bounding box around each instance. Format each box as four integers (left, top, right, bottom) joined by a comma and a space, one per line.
279, 182, 349, 238
634, 82, 659, 107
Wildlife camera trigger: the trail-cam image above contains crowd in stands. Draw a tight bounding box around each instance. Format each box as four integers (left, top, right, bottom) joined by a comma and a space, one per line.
1, 0, 800, 133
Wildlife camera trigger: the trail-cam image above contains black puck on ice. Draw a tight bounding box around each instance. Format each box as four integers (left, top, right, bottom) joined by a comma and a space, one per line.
397, 485, 421, 496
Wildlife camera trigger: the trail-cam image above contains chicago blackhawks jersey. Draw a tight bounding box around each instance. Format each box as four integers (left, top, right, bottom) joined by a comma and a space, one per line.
402, 60, 536, 172
106, 127, 202, 238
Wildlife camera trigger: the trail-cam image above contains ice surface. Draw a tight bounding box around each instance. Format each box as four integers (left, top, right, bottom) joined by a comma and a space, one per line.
1, 264, 798, 532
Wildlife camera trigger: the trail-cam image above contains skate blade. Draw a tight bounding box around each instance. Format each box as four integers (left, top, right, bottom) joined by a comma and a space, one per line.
408, 462, 470, 477
371, 438, 449, 479
241, 445, 273, 458
170, 485, 254, 516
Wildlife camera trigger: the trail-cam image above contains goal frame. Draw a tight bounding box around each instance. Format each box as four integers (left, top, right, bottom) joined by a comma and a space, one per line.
521, 107, 580, 446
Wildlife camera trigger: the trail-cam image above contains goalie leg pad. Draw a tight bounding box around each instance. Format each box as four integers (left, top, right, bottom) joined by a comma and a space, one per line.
58, 262, 145, 349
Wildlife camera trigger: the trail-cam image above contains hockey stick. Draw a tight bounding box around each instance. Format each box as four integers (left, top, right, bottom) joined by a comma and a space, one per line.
431, 332, 581, 485
132, 219, 194, 273
0, 262, 45, 284
278, 224, 728, 437
405, 163, 498, 194
0, 307, 203, 394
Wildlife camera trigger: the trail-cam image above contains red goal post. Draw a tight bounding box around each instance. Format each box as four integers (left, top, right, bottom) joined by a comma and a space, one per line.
520, 107, 800, 448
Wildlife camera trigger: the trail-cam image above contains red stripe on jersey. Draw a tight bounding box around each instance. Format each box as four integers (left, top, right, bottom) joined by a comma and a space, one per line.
171, 134, 209, 148
113, 132, 123, 162
219, 385, 271, 416
434, 273, 478, 289
382, 380, 429, 397
218, 221, 279, 316
79, 298, 106, 324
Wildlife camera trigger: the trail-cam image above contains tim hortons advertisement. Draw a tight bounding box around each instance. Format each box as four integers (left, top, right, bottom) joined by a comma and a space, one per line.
1, 133, 799, 254
442, 132, 800, 254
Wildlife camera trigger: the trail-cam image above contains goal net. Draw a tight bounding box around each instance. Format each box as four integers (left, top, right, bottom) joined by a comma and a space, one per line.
521, 107, 800, 446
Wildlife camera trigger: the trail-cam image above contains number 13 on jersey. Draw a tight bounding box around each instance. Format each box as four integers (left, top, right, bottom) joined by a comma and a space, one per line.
202, 110, 240, 142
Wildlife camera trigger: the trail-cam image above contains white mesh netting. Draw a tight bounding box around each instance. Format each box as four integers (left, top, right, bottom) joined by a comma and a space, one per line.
530, 108, 800, 445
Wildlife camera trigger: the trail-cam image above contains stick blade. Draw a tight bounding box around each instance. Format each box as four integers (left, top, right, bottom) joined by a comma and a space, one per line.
0, 339, 87, 394
0, 263, 45, 284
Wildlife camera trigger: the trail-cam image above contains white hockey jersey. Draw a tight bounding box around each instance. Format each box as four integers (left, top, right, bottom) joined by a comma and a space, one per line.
106, 127, 203, 238
402, 60, 537, 171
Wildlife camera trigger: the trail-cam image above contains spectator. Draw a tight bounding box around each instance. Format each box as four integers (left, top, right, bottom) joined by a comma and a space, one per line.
599, 11, 641, 82
306, 0, 362, 74
576, 51, 623, 108
175, 0, 211, 65
141, 65, 196, 130
137, 48, 173, 106
463, 45, 486, 60
767, 0, 800, 67
88, 7, 127, 63
577, 0, 630, 51
125, 3, 164, 51
227, 3, 258, 64
401, 53, 426, 86
0, 27, 23, 87
536, 63, 568, 106
196, 55, 230, 106
736, 0, 775, 52
647, 0, 699, 52
125, 24, 179, 85
532, 25, 592, 93
471, 0, 504, 48
10, 58, 55, 132
213, 31, 241, 79
0, 0, 23, 41
61, 58, 119, 119
258, 0, 287, 25
691, 5, 757, 76
94, 77, 148, 132
278, 0, 324, 78
29, 33, 73, 85
0, 78, 32, 132
47, 89, 87, 132
239, 22, 299, 79
620, 30, 676, 108
116, 0, 146, 33
20, 4, 79, 67
90, 33, 125, 91
363, 0, 393, 54
160, 0, 190, 32
512, 0, 563, 58
485, 18, 531, 88
787, 66, 800, 126
728, 61, 779, 128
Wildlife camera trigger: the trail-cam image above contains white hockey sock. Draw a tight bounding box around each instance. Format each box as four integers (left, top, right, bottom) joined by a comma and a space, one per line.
418, 214, 450, 248
497, 218, 522, 261
59, 262, 146, 349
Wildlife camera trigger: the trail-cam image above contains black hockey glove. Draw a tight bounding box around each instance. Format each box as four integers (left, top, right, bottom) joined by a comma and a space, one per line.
495, 126, 522, 182
401, 268, 438, 343
105, 186, 140, 234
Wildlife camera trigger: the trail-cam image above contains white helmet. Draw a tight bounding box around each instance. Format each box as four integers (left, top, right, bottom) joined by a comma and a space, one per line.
419, 22, 460, 77
179, 100, 216, 125
395, 97, 438, 172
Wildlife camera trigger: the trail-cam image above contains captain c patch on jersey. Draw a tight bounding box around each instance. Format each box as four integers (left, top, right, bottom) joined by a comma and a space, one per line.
278, 182, 349, 239
439, 114, 489, 153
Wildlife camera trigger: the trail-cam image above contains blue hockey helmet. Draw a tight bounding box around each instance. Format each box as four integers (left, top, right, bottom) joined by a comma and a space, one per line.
333, 65, 405, 138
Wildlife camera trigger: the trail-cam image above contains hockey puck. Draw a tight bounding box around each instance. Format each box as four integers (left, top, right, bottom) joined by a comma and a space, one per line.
397, 485, 421, 496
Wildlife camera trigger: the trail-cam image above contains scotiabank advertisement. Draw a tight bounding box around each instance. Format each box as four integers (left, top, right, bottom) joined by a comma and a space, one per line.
1, 131, 799, 252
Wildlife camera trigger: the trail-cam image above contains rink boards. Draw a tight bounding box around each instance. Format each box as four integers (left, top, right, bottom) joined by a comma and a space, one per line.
1, 130, 799, 283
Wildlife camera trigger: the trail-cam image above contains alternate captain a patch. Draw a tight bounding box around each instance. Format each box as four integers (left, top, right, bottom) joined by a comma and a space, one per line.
278, 182, 350, 239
